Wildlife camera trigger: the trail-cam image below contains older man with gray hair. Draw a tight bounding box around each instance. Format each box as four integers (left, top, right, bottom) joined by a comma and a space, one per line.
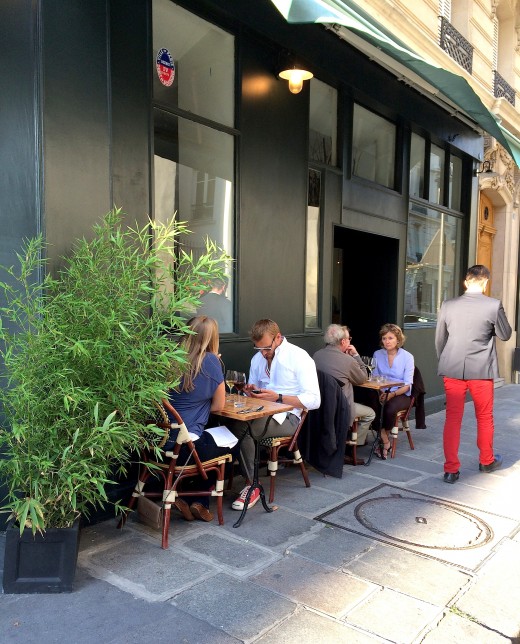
313, 324, 375, 447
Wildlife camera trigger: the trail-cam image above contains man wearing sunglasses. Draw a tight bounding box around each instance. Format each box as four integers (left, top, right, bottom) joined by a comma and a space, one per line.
229, 318, 320, 510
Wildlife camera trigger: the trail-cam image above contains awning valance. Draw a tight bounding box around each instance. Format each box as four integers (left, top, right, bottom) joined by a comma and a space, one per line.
270, 0, 519, 166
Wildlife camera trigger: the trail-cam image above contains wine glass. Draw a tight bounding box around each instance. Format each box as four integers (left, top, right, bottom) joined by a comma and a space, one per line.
225, 370, 236, 401
234, 372, 247, 400
368, 357, 377, 380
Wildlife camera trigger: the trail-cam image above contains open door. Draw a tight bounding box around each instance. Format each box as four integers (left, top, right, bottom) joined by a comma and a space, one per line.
333, 226, 399, 357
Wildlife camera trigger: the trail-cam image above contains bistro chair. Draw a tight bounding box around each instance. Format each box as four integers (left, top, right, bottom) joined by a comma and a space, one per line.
118, 399, 232, 549
388, 366, 425, 458
389, 401, 415, 458
259, 410, 309, 503
345, 416, 360, 465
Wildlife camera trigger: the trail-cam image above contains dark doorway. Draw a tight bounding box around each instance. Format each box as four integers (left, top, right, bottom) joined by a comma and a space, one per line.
333, 227, 399, 357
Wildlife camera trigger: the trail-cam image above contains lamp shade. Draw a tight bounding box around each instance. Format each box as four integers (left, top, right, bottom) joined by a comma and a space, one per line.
277, 52, 313, 93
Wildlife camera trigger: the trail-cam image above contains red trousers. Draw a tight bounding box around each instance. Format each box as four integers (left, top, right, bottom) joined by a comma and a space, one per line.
443, 377, 495, 473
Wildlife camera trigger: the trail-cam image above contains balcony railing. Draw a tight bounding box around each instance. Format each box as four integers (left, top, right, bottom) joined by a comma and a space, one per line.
493, 70, 515, 106
439, 17, 473, 74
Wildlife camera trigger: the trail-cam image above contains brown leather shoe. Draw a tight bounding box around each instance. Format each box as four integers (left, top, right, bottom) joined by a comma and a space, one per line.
173, 498, 194, 521
190, 502, 214, 522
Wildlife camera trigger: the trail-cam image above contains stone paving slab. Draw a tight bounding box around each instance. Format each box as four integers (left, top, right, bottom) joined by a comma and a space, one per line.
343, 542, 471, 605
218, 504, 319, 550
265, 477, 350, 516
79, 532, 217, 601
177, 530, 280, 577
170, 573, 296, 641
345, 587, 442, 643
0, 567, 236, 644
255, 606, 380, 643
456, 538, 520, 639
389, 454, 446, 475
288, 524, 376, 568
251, 554, 376, 618
421, 611, 511, 644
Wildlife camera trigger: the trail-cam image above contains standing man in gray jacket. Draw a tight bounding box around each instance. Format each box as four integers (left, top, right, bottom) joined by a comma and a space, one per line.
435, 265, 512, 483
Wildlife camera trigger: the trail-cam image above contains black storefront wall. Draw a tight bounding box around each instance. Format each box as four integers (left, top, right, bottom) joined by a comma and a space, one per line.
0, 0, 482, 527
0, 0, 481, 380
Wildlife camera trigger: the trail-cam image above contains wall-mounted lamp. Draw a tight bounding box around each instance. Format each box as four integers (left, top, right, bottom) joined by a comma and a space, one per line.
278, 52, 313, 94
474, 160, 499, 178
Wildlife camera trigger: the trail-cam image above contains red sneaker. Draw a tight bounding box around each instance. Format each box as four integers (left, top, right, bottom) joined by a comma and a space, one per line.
232, 485, 261, 510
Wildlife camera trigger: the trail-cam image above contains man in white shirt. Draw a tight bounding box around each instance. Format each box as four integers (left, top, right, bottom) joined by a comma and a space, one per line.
229, 319, 320, 510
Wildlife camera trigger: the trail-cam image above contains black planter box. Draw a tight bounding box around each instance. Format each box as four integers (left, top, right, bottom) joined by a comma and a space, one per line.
2, 520, 80, 593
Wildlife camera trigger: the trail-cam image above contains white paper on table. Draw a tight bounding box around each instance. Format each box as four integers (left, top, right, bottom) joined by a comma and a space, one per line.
204, 425, 239, 448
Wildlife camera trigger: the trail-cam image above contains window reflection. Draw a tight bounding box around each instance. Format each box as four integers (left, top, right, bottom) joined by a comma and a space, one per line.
309, 79, 337, 166
405, 203, 461, 325
306, 169, 321, 328
154, 110, 234, 332
410, 133, 425, 199
352, 104, 396, 189
429, 144, 445, 204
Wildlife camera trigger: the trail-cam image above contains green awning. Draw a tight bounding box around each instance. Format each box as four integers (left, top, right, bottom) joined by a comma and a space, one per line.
498, 124, 520, 167
271, 0, 519, 166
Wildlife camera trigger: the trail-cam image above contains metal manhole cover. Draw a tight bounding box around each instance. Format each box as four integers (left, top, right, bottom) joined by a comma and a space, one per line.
354, 494, 493, 550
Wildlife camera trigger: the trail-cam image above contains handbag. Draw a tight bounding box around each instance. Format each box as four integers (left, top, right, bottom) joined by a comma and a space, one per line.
137, 496, 163, 530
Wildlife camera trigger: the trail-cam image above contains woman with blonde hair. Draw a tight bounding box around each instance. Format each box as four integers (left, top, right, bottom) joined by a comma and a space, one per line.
372, 323, 414, 459
166, 315, 238, 521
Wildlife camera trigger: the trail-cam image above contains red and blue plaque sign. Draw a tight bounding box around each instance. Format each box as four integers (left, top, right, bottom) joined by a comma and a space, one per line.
156, 48, 175, 87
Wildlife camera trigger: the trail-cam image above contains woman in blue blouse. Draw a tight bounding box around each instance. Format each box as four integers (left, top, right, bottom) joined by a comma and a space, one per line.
167, 316, 238, 521
372, 323, 414, 459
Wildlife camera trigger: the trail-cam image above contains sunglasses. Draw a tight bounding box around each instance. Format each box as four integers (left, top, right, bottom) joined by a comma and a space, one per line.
253, 336, 276, 351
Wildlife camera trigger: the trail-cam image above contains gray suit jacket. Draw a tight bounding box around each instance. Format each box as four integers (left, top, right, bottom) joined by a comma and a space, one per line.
435, 292, 512, 379
313, 345, 367, 413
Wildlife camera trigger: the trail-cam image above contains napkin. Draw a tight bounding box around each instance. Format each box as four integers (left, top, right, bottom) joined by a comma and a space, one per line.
204, 425, 239, 448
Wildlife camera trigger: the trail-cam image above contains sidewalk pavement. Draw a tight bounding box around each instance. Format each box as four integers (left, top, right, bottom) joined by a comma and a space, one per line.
1, 385, 520, 644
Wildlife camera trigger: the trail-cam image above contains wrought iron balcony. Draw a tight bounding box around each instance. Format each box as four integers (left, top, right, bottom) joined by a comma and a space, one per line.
493, 70, 515, 106
439, 17, 473, 74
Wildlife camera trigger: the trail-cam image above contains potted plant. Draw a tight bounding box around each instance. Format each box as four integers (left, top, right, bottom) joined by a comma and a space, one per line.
0, 207, 230, 592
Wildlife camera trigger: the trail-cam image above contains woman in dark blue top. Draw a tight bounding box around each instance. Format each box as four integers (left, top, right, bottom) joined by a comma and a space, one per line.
167, 316, 238, 521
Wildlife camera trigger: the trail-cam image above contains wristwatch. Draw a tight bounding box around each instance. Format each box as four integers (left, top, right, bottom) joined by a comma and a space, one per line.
277, 393, 283, 403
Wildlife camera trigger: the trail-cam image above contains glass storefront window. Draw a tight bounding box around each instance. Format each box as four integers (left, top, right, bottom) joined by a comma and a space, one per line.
306, 170, 321, 328
429, 144, 445, 204
352, 104, 396, 189
153, 0, 234, 128
405, 202, 461, 325
449, 155, 462, 211
410, 133, 425, 198
309, 79, 337, 166
154, 109, 234, 332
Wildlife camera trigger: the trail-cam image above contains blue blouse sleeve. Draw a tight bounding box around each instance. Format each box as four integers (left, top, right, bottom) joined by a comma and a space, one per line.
203, 353, 224, 385
402, 350, 415, 392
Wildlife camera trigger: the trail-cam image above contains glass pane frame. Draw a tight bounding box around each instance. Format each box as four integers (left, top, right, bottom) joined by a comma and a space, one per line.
404, 201, 462, 327
153, 109, 235, 333
152, 0, 234, 128
305, 169, 321, 329
309, 78, 338, 166
352, 103, 396, 189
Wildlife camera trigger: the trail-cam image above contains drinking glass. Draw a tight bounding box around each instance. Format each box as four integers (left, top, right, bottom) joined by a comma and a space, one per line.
225, 370, 236, 402
368, 357, 377, 380
234, 372, 247, 401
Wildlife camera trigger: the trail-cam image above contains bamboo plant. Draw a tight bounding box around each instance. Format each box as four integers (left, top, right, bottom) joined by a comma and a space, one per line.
0, 207, 231, 534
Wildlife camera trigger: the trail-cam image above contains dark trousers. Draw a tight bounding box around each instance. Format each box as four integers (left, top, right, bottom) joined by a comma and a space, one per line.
175, 433, 239, 508
355, 388, 410, 432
